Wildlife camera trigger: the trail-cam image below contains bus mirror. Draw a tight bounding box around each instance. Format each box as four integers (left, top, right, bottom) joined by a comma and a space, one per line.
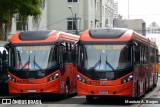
2, 50, 7, 60
0, 51, 2, 58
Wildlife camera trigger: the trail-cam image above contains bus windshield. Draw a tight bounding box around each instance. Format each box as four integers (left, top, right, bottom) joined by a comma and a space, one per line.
78, 44, 132, 71
10, 45, 58, 70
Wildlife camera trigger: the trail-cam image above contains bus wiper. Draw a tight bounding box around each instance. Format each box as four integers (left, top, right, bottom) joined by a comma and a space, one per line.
20, 55, 30, 70
33, 55, 42, 70
105, 55, 115, 71
17, 51, 22, 68
91, 54, 102, 69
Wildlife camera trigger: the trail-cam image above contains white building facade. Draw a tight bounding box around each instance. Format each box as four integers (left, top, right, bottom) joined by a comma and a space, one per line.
9, 0, 115, 38
114, 2, 118, 18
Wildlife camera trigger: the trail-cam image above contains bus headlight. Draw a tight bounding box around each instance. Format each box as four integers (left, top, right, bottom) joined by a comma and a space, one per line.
8, 74, 16, 82
121, 75, 133, 84
48, 73, 59, 82
77, 75, 86, 83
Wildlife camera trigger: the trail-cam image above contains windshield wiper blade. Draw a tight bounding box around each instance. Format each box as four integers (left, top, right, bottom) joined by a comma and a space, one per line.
17, 51, 22, 67
105, 55, 115, 71
20, 55, 30, 70
91, 54, 102, 69
33, 55, 42, 70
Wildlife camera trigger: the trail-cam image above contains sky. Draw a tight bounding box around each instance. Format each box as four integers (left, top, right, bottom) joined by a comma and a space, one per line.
114, 0, 160, 27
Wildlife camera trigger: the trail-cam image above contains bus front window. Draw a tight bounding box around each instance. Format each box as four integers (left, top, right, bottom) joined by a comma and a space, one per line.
78, 44, 132, 71
11, 45, 58, 70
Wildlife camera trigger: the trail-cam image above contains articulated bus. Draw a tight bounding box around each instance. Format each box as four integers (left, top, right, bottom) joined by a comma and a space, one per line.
6, 30, 79, 97
76, 28, 158, 102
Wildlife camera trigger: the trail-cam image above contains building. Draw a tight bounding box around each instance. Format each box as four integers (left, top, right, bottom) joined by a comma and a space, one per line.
113, 18, 128, 28
148, 22, 160, 33
114, 2, 118, 18
47, 0, 115, 33
8, 0, 115, 39
123, 19, 146, 36
105, 0, 114, 28
146, 34, 160, 54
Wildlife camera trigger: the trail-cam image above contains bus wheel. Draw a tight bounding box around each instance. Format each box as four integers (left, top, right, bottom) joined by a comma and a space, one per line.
154, 74, 158, 87
135, 82, 139, 99
86, 96, 94, 103
153, 76, 157, 87
151, 76, 155, 90
144, 79, 147, 93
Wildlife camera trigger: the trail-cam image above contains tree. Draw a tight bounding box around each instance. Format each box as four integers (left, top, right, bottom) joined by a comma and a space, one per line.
0, 0, 45, 40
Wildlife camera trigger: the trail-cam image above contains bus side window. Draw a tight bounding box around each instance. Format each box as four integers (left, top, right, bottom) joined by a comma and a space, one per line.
78, 46, 83, 66
59, 45, 65, 67
134, 45, 140, 64
70, 44, 76, 65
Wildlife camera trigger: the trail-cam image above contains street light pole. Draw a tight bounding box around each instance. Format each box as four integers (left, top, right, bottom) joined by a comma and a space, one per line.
128, 0, 130, 19
68, 6, 78, 34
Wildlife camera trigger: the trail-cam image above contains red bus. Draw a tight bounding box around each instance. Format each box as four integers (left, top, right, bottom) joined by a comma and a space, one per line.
76, 28, 158, 102
6, 30, 79, 98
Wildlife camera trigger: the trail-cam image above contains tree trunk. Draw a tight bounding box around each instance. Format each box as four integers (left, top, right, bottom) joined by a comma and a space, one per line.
0, 23, 4, 40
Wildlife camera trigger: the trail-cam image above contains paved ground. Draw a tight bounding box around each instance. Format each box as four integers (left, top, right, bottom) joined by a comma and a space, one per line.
0, 77, 160, 107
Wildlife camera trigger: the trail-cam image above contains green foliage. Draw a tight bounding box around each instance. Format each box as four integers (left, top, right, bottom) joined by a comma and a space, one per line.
0, 0, 45, 40
0, 0, 45, 24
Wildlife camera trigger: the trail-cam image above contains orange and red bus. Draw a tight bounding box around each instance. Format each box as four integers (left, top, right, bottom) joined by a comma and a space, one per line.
6, 30, 79, 98
76, 28, 158, 102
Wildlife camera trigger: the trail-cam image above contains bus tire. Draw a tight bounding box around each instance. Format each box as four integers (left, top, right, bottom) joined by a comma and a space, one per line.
135, 81, 139, 99
153, 76, 157, 87
144, 79, 147, 93
151, 76, 155, 90
86, 96, 94, 103
154, 74, 158, 87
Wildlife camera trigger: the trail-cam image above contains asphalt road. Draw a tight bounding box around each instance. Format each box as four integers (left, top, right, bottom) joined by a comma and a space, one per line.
0, 77, 160, 107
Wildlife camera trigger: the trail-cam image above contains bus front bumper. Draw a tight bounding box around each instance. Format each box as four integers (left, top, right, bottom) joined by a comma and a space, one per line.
8, 79, 61, 94
77, 80, 133, 97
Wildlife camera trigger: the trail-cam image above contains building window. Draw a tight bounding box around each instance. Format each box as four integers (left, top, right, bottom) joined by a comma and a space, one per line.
67, 18, 76, 30
67, 18, 81, 33
68, 0, 78, 2
16, 18, 28, 31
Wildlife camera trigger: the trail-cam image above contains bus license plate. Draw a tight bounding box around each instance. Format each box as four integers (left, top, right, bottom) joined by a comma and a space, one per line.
28, 89, 36, 93
99, 90, 108, 94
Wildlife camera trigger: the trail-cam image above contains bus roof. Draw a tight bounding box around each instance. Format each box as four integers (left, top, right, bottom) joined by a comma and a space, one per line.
79, 28, 158, 48
80, 28, 134, 42
10, 30, 79, 44
89, 28, 128, 39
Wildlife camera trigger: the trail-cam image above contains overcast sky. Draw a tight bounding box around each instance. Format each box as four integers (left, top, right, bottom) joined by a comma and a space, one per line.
114, 0, 160, 27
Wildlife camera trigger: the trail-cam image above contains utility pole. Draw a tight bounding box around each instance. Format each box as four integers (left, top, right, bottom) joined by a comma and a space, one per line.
74, 14, 78, 35
68, 6, 78, 34
128, 0, 130, 19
